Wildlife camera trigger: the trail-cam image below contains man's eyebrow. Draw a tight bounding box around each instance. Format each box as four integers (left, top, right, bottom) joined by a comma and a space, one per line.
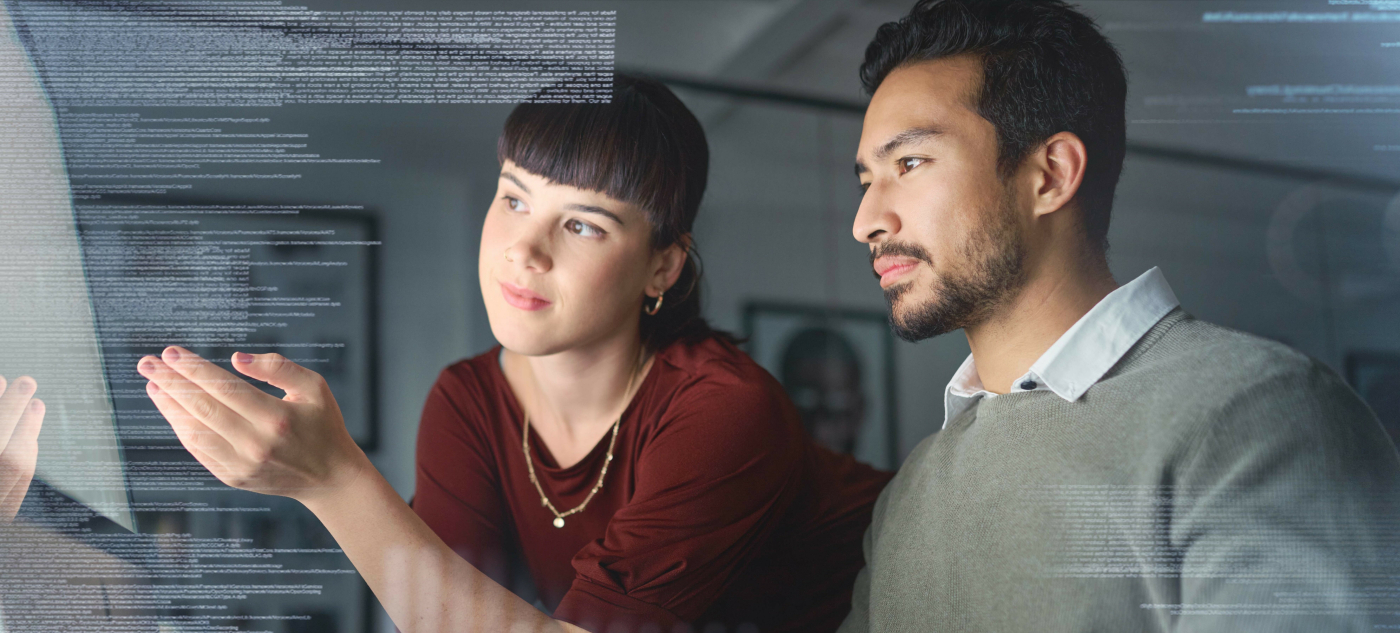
872, 126, 945, 162
564, 203, 624, 226
499, 171, 530, 195
853, 126, 944, 179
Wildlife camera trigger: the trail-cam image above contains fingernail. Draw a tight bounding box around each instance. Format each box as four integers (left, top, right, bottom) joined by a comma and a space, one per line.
163, 347, 182, 362
146, 381, 160, 394
15, 377, 34, 396
233, 352, 252, 364
29, 399, 42, 412
138, 358, 155, 374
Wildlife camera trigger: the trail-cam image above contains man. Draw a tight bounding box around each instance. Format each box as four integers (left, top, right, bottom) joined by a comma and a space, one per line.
841, 1, 1400, 631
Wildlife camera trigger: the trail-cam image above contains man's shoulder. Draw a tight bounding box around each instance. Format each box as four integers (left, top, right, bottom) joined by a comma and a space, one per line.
1102, 312, 1386, 459
1109, 312, 1329, 400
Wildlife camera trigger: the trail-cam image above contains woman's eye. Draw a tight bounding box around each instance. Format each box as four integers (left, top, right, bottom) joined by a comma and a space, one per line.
502, 196, 526, 212
897, 157, 927, 174
564, 219, 603, 238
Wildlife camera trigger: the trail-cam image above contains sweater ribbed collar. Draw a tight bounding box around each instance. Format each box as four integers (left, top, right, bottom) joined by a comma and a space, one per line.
942, 267, 1180, 429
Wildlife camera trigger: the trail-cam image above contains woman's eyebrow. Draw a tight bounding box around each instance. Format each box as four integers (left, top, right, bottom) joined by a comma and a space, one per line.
499, 171, 531, 194
500, 171, 623, 225
564, 203, 624, 226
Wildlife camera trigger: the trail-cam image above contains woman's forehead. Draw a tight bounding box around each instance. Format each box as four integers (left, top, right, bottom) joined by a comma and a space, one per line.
499, 161, 647, 216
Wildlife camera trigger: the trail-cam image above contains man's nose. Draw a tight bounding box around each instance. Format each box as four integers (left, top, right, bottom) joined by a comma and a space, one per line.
853, 182, 898, 244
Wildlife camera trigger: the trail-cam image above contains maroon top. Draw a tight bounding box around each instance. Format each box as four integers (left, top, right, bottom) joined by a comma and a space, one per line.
412, 336, 893, 632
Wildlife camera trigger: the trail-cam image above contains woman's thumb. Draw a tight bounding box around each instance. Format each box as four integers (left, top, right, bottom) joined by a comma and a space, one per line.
231, 352, 325, 399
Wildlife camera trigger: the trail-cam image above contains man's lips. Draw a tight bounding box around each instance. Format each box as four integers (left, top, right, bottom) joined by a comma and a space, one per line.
873, 256, 920, 288
500, 281, 551, 311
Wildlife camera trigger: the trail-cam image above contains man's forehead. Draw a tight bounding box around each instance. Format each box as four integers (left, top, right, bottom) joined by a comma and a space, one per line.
858, 56, 982, 154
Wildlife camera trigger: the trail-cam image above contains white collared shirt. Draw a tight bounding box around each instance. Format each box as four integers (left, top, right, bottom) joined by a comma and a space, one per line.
942, 267, 1180, 429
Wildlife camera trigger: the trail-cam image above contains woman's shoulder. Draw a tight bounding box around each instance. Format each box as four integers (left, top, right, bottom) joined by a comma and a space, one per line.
654, 335, 774, 390
422, 347, 509, 426
434, 347, 505, 391
649, 336, 796, 431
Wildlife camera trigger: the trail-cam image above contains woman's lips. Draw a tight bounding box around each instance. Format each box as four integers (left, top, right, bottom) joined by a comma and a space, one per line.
500, 281, 551, 311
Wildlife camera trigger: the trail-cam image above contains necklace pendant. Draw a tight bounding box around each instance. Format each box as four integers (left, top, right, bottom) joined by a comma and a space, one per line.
552, 517, 565, 529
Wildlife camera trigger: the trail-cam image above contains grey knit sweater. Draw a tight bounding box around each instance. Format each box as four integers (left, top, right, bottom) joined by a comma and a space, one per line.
838, 309, 1400, 632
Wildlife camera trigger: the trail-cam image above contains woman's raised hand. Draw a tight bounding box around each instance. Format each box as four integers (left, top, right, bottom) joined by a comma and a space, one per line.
0, 375, 44, 524
137, 346, 369, 504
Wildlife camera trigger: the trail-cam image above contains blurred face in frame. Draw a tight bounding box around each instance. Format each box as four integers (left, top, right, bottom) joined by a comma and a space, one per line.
479, 160, 661, 356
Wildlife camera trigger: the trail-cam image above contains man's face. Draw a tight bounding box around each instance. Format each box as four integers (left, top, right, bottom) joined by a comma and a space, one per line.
853, 55, 1030, 341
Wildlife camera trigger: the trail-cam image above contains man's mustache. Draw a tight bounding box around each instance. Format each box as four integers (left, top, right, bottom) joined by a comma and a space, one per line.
869, 241, 933, 279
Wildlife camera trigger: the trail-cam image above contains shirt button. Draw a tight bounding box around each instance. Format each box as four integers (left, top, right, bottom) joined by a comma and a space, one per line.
1019, 380, 1037, 390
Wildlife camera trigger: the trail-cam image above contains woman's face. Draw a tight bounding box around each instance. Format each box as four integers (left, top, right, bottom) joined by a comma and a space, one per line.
480, 160, 673, 357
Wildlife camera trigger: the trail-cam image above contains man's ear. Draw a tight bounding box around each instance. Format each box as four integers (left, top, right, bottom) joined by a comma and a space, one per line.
1028, 131, 1087, 219
648, 235, 691, 297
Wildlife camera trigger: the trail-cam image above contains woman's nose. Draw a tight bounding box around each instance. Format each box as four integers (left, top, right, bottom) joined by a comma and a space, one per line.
504, 226, 552, 272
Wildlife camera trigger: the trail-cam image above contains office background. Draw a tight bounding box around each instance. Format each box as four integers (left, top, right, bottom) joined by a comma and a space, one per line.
10, 0, 1400, 631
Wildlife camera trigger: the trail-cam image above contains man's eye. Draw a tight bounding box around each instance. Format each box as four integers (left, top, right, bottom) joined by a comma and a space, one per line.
564, 219, 603, 237
897, 157, 927, 174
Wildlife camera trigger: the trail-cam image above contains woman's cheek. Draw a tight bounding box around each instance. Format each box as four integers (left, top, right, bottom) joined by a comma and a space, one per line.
564, 251, 635, 321
478, 210, 506, 262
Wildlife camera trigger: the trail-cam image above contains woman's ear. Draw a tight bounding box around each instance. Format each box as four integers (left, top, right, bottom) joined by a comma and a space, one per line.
648, 235, 691, 296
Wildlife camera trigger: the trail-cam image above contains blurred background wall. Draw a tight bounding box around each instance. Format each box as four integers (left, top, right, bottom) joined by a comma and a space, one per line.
303, 0, 1400, 493
9, 0, 1400, 630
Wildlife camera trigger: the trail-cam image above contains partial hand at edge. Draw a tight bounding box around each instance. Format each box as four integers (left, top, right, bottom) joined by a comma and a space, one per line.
0, 375, 43, 524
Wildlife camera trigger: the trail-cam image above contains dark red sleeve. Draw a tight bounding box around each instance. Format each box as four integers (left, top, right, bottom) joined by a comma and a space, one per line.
553, 362, 805, 630
411, 365, 514, 585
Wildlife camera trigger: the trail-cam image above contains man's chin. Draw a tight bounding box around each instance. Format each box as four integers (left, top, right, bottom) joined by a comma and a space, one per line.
884, 290, 963, 342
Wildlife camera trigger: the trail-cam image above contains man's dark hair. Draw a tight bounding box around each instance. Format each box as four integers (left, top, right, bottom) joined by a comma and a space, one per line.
860, 0, 1127, 254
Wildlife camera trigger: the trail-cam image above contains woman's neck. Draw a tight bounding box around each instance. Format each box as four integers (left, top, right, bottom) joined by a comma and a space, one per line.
501, 328, 652, 441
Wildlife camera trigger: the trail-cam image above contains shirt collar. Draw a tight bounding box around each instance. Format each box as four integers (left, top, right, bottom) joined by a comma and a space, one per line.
942, 267, 1180, 428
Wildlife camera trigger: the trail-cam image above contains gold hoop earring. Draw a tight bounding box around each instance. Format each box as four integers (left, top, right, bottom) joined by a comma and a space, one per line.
644, 292, 664, 316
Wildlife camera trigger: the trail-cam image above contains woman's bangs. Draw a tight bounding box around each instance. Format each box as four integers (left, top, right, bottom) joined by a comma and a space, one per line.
496, 95, 682, 229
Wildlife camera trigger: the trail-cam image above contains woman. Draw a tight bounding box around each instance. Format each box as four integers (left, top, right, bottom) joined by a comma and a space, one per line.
136, 75, 892, 633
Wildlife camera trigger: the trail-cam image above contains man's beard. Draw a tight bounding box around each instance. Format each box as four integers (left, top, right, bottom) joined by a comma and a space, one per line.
875, 189, 1028, 342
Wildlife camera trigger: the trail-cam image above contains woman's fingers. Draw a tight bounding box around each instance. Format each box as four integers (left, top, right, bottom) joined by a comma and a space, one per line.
146, 381, 239, 479
0, 464, 28, 522
155, 346, 287, 424
230, 351, 328, 404
11, 398, 43, 455
138, 355, 265, 455
0, 398, 42, 523
0, 375, 36, 448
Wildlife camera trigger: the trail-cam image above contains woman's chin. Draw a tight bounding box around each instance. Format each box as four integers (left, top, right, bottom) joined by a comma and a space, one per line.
489, 323, 564, 357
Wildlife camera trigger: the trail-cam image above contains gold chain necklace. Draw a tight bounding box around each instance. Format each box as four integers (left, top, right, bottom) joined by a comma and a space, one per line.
520, 355, 642, 529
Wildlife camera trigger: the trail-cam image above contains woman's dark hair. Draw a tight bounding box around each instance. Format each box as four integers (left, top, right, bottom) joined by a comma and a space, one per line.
497, 73, 724, 352
859, 0, 1127, 255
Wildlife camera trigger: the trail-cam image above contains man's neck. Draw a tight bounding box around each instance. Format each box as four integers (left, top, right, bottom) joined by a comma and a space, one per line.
964, 257, 1117, 395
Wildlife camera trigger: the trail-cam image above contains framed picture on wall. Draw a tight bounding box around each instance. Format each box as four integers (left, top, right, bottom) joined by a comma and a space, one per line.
742, 301, 898, 470
1346, 351, 1400, 446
